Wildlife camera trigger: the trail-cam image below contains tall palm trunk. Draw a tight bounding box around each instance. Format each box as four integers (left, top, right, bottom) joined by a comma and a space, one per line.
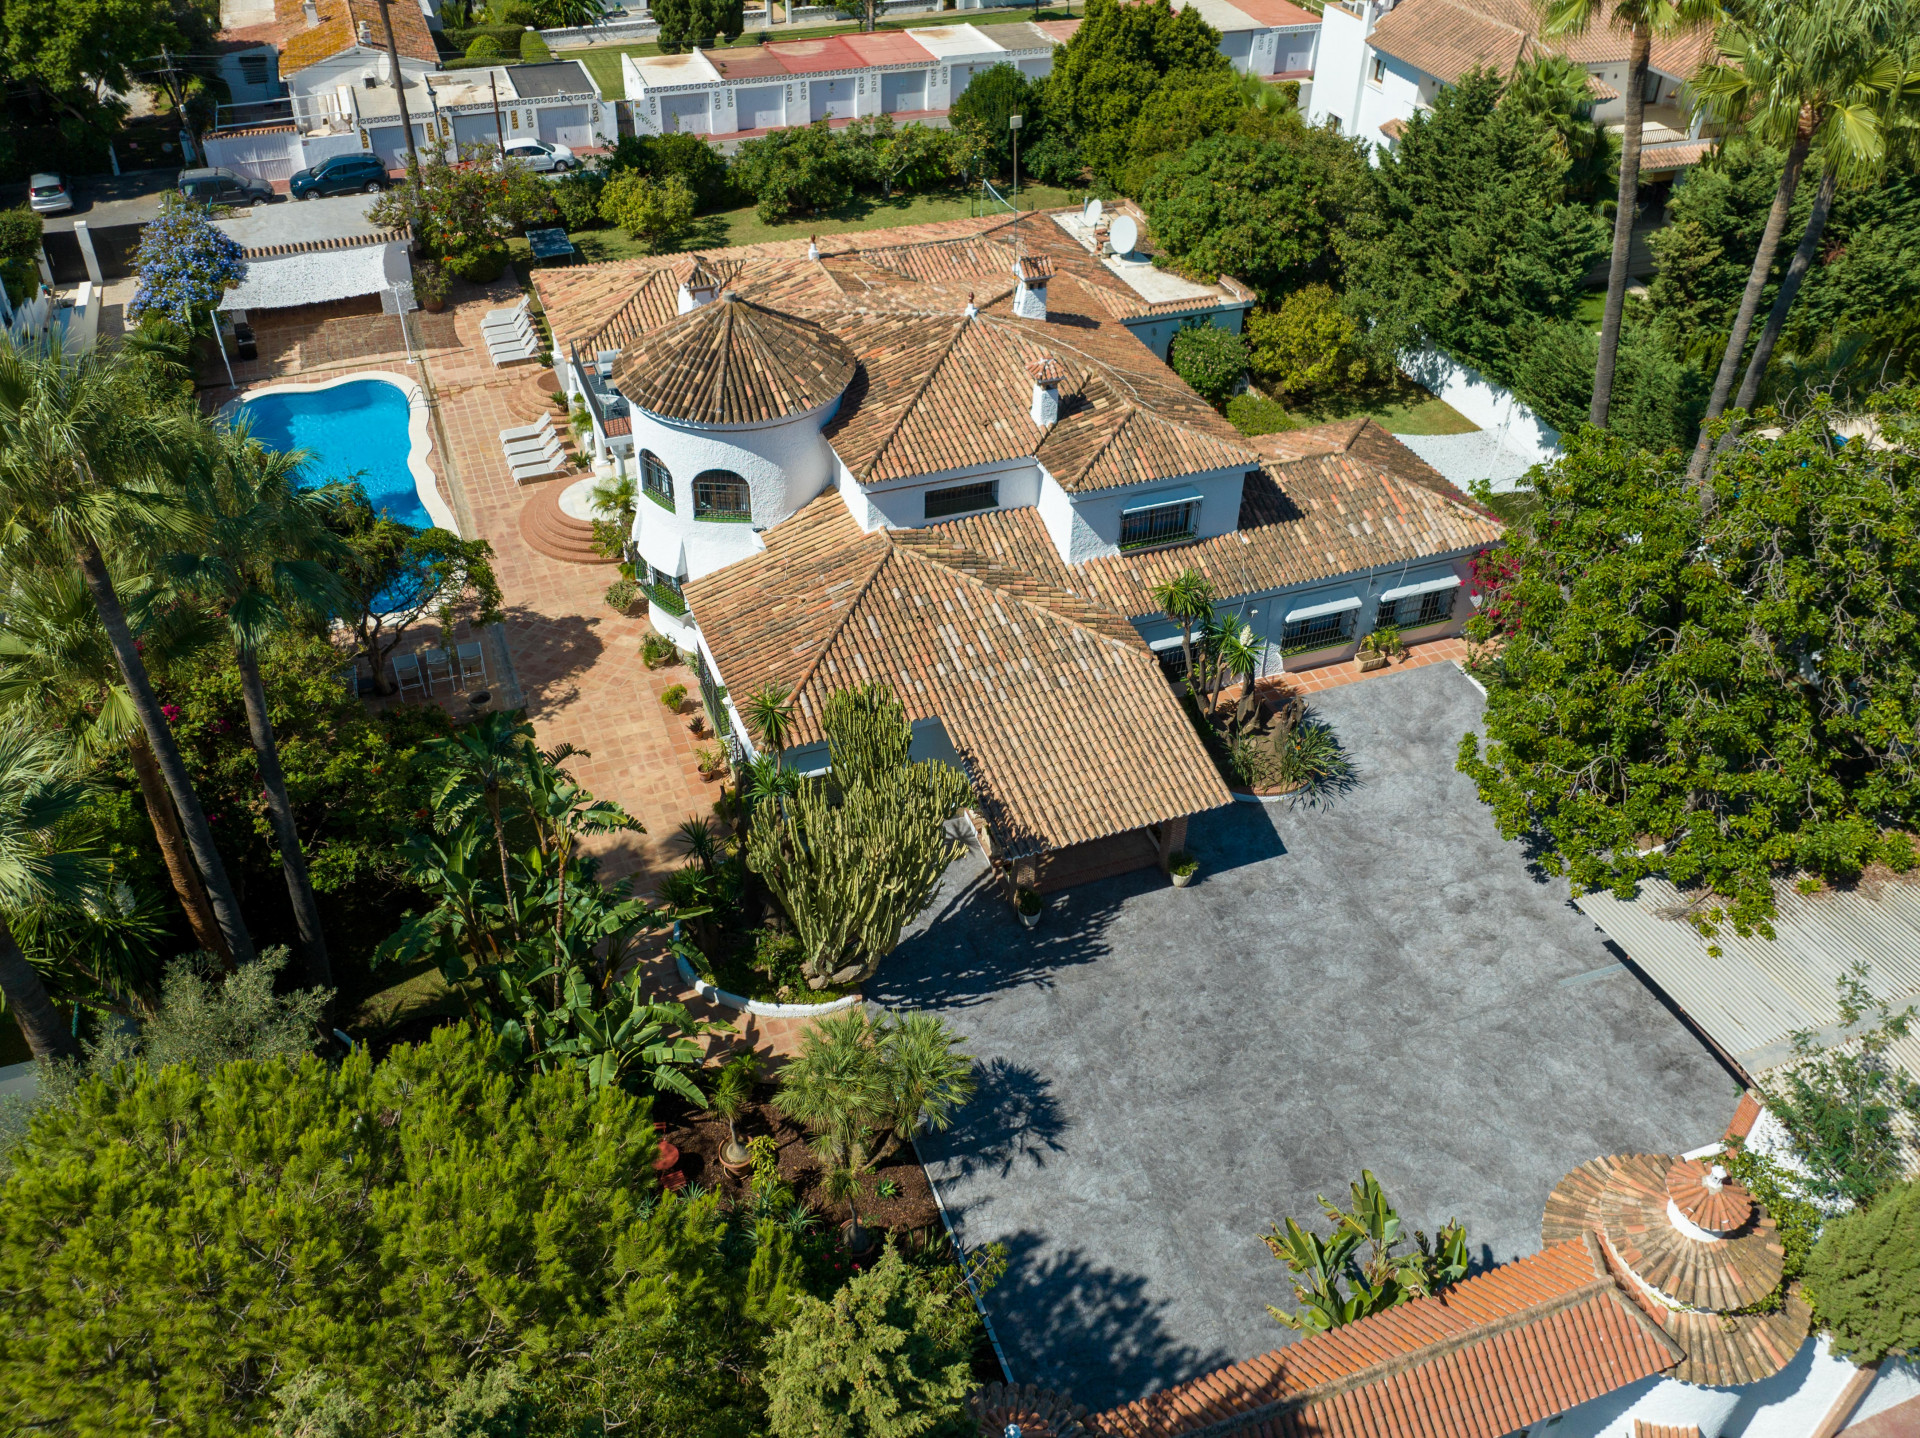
75, 539, 257, 967
1592, 25, 1652, 428
0, 919, 78, 1062
127, 731, 230, 965
1733, 163, 1840, 412
235, 646, 331, 989
1687, 128, 1813, 482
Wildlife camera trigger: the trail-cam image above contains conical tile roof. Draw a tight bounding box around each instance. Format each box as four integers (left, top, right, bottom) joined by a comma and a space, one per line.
611, 294, 855, 426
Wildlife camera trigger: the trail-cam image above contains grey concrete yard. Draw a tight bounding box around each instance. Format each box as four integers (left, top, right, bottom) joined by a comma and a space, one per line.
872, 662, 1740, 1413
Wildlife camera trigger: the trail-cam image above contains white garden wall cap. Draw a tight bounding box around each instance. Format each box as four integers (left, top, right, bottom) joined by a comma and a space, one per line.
1378, 573, 1461, 602
673, 947, 862, 1017
1284, 594, 1363, 623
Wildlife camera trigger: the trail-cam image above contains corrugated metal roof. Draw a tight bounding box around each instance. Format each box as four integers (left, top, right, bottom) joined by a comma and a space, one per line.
1575, 876, 1920, 1077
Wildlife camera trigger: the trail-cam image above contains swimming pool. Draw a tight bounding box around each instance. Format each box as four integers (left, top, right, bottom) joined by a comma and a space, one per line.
234, 373, 454, 533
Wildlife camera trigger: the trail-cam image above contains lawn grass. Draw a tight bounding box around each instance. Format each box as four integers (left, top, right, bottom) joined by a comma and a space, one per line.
1229, 377, 1479, 438
562, 6, 1080, 96
342, 958, 470, 1041
510, 181, 1082, 265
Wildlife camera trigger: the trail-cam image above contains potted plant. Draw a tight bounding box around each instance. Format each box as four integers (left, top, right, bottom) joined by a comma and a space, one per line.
641, 633, 676, 669
688, 712, 707, 737
712, 1052, 760, 1174
603, 576, 637, 614
1168, 851, 1199, 888
414, 261, 451, 313
1015, 886, 1042, 928
660, 682, 688, 712
1357, 625, 1401, 673
695, 744, 727, 780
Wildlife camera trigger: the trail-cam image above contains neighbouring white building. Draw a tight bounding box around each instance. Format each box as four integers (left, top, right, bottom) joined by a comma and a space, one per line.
625, 2, 1320, 141
531, 205, 1500, 887
204, 0, 614, 182
1309, 0, 1719, 173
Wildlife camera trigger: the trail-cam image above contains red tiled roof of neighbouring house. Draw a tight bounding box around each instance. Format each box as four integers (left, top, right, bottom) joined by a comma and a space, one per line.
684, 495, 1232, 857
1089, 1235, 1682, 1438
1365, 0, 1714, 84
1226, 0, 1321, 27
762, 34, 866, 73
277, 0, 438, 71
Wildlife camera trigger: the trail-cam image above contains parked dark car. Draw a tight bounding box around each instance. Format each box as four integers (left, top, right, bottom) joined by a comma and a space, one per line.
289, 153, 391, 200
178, 166, 275, 206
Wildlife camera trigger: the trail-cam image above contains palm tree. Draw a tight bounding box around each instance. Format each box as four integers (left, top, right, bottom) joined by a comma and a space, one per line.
1687, 0, 1914, 479
0, 563, 230, 961
430, 711, 537, 929
1728, 21, 1920, 414
0, 339, 257, 966
0, 718, 105, 1062
1150, 569, 1216, 695
1539, 0, 1715, 429
166, 424, 347, 988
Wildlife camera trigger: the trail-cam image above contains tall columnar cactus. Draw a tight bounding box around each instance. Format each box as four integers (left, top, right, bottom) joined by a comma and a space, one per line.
747, 683, 972, 989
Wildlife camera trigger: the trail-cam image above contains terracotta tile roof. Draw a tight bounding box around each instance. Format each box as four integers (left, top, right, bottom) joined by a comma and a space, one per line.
276, 0, 437, 72
1224, 0, 1320, 26
763, 34, 865, 73
1634, 1424, 1701, 1438
684, 495, 1232, 856
1641, 139, 1716, 172
1666, 1157, 1752, 1234
1250, 418, 1501, 520
1365, 0, 1714, 85
1089, 1234, 1682, 1438
970, 1383, 1092, 1438
1542, 1155, 1811, 1388
931, 438, 1503, 619
1378, 117, 1409, 140
611, 294, 857, 425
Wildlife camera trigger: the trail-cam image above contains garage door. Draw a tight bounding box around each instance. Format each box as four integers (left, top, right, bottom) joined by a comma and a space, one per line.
736, 84, 783, 130
661, 93, 710, 134
879, 69, 926, 114
367, 123, 432, 170
452, 111, 501, 152
1283, 40, 1313, 71
808, 76, 855, 122
538, 104, 592, 148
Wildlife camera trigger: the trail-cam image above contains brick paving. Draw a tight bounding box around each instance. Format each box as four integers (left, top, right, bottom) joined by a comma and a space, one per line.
1273, 635, 1473, 696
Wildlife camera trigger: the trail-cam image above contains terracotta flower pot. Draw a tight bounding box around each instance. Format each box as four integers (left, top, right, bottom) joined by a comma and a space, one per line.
1358, 652, 1391, 673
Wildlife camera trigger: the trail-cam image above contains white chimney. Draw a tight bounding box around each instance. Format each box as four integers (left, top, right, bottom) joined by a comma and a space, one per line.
677, 258, 721, 314
302, 0, 318, 24
357, 17, 373, 44
1027, 356, 1064, 427
807, 234, 820, 261
1092, 219, 1111, 257
964, 290, 978, 320
1012, 254, 1051, 321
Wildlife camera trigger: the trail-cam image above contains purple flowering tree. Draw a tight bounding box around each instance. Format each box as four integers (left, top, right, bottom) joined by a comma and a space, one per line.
128, 194, 247, 330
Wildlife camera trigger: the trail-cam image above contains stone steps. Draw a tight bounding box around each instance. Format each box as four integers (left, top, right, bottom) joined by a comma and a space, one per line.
519, 481, 617, 566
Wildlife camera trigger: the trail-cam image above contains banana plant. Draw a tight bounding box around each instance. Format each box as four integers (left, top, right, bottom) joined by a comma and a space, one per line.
1262, 1170, 1472, 1330
504, 965, 727, 1100
1262, 1215, 1367, 1332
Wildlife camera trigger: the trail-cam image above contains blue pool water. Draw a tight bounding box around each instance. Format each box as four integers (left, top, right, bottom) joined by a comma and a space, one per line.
237, 379, 428, 529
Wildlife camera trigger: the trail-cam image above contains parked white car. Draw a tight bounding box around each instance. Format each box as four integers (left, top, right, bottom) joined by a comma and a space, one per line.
28, 173, 71, 215
501, 139, 575, 173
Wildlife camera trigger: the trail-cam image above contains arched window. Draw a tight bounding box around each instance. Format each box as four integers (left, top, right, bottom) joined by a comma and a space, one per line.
693, 470, 751, 522
640, 449, 674, 509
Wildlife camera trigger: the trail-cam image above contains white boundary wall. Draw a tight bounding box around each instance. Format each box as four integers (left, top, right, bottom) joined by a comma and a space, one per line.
1400, 343, 1561, 466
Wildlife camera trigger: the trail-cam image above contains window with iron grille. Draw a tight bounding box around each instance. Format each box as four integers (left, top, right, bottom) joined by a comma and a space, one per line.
1281, 608, 1356, 655
640, 449, 674, 510
1375, 588, 1454, 631
644, 564, 685, 617
924, 480, 998, 521
693, 470, 751, 521
1119, 500, 1198, 551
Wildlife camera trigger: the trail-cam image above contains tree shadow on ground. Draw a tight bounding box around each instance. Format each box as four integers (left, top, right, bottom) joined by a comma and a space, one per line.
1281, 710, 1364, 812
499, 605, 608, 710
980, 1230, 1233, 1410
939, 1057, 1070, 1183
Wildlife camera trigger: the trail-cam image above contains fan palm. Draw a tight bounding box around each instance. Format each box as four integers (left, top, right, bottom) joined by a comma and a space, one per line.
1687, 0, 1917, 478
0, 563, 230, 959
1539, 0, 1715, 428
0, 338, 256, 966
1150, 569, 1216, 694
0, 718, 106, 1061
167, 423, 347, 988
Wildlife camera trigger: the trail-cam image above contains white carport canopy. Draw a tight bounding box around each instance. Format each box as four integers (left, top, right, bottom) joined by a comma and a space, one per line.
219, 246, 395, 311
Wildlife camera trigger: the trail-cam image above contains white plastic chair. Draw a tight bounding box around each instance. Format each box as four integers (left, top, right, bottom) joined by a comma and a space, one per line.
392, 652, 427, 699
456, 640, 488, 690
339, 664, 360, 697
421, 647, 454, 695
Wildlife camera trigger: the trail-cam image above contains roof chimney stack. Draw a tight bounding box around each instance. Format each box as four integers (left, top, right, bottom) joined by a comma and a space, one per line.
807, 235, 820, 261
677, 257, 722, 314
1027, 356, 1064, 427
964, 290, 978, 320
1012, 254, 1052, 321
356, 17, 372, 44
302, 0, 318, 23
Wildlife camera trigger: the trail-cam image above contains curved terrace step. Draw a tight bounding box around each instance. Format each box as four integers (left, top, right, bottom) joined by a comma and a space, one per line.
519, 481, 616, 565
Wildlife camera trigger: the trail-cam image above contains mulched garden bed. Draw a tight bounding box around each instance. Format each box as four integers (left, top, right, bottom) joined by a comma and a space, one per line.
650, 1086, 943, 1238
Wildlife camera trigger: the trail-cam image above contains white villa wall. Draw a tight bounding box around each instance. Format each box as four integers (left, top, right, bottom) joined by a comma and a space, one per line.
1401, 343, 1561, 465
860, 460, 1043, 530
1528, 1338, 1917, 1438
1306, 3, 1367, 132
1057, 467, 1248, 563
284, 46, 435, 98
626, 401, 839, 582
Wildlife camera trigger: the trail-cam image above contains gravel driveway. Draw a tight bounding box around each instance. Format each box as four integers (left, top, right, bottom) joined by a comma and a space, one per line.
871, 661, 1739, 1412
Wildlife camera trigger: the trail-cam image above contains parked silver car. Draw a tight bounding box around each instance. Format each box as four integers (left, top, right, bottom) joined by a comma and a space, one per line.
28, 173, 71, 215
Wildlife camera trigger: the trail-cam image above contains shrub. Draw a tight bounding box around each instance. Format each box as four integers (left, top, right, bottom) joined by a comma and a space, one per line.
552, 167, 605, 229
1805, 1178, 1920, 1361
599, 172, 696, 252
661, 683, 688, 711
128, 193, 246, 329
604, 576, 638, 613
947, 63, 1036, 177
1168, 322, 1248, 407
606, 132, 733, 212
1225, 390, 1294, 437
653, 0, 744, 49
0, 206, 41, 305
641, 633, 677, 668
412, 260, 450, 306
1246, 286, 1369, 401
465, 32, 502, 57
498, 0, 538, 22
732, 121, 870, 225
519, 26, 551, 60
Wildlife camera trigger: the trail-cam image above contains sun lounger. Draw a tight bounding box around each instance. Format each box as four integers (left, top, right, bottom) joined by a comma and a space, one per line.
498, 413, 555, 444
510, 453, 567, 483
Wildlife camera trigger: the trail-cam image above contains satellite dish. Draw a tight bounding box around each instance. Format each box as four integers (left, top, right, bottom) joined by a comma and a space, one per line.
1109, 214, 1139, 256
1083, 197, 1104, 225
